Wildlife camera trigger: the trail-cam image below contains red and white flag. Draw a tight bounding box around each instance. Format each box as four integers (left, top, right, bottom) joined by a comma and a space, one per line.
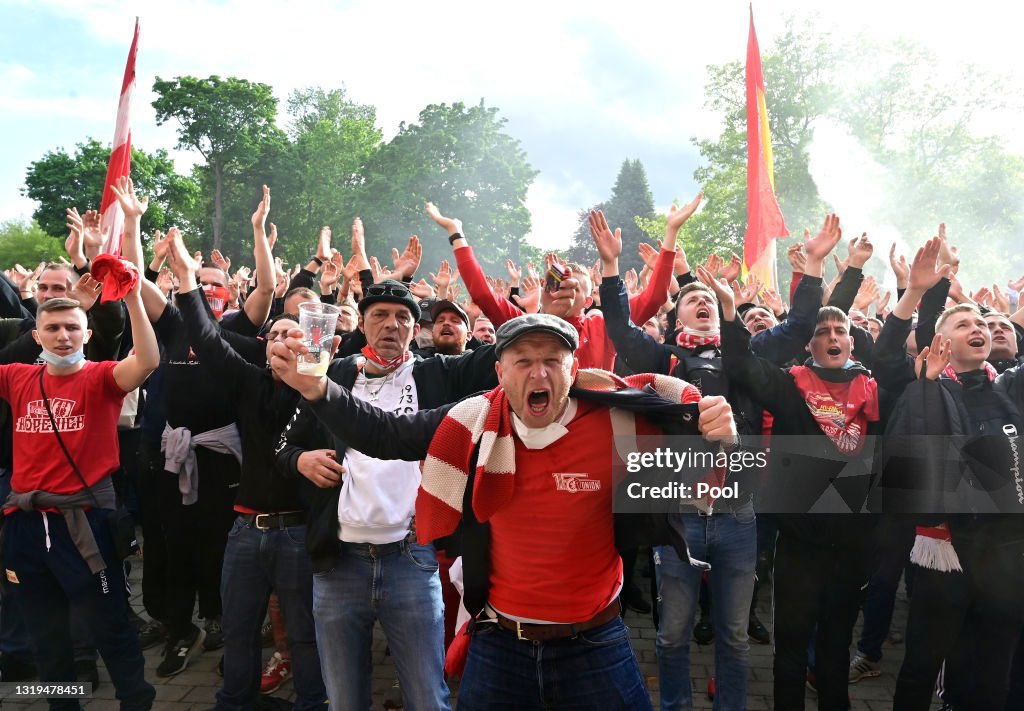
98, 18, 139, 256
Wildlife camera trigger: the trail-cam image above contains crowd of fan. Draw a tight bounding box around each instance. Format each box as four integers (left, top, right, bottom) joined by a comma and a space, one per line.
0, 177, 1021, 711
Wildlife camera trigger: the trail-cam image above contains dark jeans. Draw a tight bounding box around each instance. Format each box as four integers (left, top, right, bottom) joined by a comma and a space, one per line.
156, 447, 239, 640
457, 616, 652, 710
3, 509, 154, 711
215, 517, 325, 711
136, 440, 169, 623
772, 535, 869, 711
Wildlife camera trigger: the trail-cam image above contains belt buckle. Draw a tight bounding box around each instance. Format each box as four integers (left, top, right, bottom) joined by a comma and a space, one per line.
254, 513, 272, 530
515, 620, 530, 642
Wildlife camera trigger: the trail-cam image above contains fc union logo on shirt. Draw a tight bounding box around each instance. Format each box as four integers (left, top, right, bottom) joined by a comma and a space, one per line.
16, 398, 84, 433
552, 473, 602, 493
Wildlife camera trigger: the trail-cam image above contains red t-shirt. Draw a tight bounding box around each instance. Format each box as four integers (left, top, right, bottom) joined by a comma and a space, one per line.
0, 361, 126, 495
487, 399, 662, 623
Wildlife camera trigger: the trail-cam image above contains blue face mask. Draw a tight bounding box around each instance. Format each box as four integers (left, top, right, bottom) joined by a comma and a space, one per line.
812, 358, 857, 370
39, 348, 86, 368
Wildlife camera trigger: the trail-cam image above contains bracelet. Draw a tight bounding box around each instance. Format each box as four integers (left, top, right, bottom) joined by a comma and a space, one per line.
311, 256, 324, 267
448, 232, 463, 245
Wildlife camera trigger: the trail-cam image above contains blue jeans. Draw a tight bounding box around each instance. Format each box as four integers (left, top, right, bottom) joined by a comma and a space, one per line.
215, 517, 325, 711
457, 616, 652, 710
3, 509, 154, 711
312, 539, 451, 711
654, 503, 757, 711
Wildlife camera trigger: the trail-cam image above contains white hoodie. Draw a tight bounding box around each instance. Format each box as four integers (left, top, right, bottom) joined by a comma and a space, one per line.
338, 359, 420, 544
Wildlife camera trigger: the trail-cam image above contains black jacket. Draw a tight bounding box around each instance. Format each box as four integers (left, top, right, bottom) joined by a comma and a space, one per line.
275, 344, 499, 572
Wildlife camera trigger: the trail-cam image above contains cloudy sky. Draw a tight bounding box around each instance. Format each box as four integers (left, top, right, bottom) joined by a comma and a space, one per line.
2, 0, 1022, 250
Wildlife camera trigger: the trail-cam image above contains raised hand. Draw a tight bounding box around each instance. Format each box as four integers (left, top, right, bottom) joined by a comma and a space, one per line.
738, 274, 762, 305
720, 253, 742, 284
1008, 274, 1024, 293
109, 176, 149, 219
853, 276, 880, 311
908, 237, 952, 293
391, 235, 422, 279
936, 223, 959, 269
696, 264, 735, 321
993, 284, 1010, 314
637, 242, 659, 270
210, 249, 231, 273
787, 240, 807, 273
369, 256, 387, 284
665, 192, 703, 234
251, 185, 271, 232
762, 287, 785, 316
587, 209, 623, 266
877, 290, 892, 317
81, 209, 104, 260
889, 243, 910, 288
317, 226, 332, 262
624, 268, 639, 295
425, 202, 463, 235
65, 207, 86, 266
69, 273, 102, 312
518, 274, 543, 313
803, 214, 842, 263
165, 227, 200, 281
915, 333, 952, 380
409, 278, 435, 299
319, 259, 341, 293
267, 223, 278, 252
848, 233, 874, 269
505, 259, 522, 285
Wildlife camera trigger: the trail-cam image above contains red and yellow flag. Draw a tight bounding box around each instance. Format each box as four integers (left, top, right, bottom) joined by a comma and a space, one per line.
743, 6, 788, 289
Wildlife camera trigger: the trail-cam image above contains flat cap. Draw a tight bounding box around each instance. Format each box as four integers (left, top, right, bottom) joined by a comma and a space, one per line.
494, 313, 579, 357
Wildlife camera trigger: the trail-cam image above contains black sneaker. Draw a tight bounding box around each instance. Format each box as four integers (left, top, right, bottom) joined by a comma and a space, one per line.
748, 612, 770, 644
74, 659, 100, 689
138, 619, 168, 650
156, 625, 206, 678
693, 612, 713, 645
203, 617, 224, 651
0, 653, 36, 682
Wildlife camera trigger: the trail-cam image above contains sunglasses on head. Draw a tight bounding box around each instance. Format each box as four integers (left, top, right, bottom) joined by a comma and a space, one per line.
366, 283, 410, 298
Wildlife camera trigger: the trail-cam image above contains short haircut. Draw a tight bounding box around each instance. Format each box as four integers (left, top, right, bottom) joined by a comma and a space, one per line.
269, 312, 299, 326
37, 297, 83, 319
936, 303, 983, 334
284, 287, 317, 303
42, 262, 80, 286
674, 282, 717, 316
565, 262, 592, 296
868, 317, 884, 331
815, 306, 850, 328
742, 305, 773, 322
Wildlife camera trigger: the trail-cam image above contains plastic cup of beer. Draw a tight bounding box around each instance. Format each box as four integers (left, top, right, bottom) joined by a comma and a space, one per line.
297, 302, 340, 376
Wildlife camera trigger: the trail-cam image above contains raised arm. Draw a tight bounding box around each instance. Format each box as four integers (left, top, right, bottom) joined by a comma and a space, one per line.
243, 185, 276, 328
599, 275, 672, 375
112, 272, 160, 392
108, 177, 148, 271
428, 202, 524, 327
269, 330, 450, 461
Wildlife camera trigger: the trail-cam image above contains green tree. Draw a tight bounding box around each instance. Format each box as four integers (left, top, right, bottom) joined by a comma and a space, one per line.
601, 159, 656, 274
272, 87, 383, 265
357, 101, 538, 272
692, 16, 1024, 292
22, 139, 198, 237
0, 219, 64, 266
152, 75, 284, 250
567, 203, 605, 266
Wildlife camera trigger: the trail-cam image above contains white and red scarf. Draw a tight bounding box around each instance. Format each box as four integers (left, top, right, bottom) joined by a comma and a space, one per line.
415, 369, 698, 543
790, 365, 879, 455
942, 361, 998, 383
675, 329, 721, 350
360, 345, 412, 371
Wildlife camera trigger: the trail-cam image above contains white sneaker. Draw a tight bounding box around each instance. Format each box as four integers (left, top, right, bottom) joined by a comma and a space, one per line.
848, 653, 881, 683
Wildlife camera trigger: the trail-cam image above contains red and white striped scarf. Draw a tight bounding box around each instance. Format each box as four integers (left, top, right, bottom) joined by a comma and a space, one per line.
942, 361, 998, 383
415, 369, 698, 543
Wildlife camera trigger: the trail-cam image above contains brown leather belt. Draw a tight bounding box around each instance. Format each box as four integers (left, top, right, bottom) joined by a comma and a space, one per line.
494, 599, 622, 642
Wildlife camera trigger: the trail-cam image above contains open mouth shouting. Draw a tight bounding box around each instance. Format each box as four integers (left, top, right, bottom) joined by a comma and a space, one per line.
527, 389, 551, 417
967, 336, 986, 348
750, 320, 769, 334
826, 345, 842, 358
696, 307, 711, 320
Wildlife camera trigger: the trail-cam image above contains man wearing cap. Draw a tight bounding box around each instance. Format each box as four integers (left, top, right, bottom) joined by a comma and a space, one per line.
270, 312, 739, 710
275, 279, 498, 710
413, 297, 477, 357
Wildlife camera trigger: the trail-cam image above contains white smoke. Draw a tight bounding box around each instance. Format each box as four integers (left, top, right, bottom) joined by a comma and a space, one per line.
807, 119, 911, 294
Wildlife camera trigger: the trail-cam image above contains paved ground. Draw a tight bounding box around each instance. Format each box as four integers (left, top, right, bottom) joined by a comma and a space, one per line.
0, 557, 938, 710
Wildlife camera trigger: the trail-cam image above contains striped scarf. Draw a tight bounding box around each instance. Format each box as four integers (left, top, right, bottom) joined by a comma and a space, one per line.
415, 369, 698, 543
